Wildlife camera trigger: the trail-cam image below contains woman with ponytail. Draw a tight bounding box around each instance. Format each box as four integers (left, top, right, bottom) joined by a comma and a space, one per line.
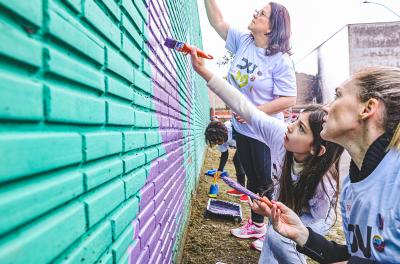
252, 66, 400, 263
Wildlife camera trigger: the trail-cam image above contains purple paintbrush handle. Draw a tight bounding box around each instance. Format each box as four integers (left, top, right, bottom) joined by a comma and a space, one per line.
221, 176, 260, 200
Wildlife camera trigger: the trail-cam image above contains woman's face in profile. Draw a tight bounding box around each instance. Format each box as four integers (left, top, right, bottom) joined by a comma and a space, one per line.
321, 77, 362, 144
248, 4, 271, 35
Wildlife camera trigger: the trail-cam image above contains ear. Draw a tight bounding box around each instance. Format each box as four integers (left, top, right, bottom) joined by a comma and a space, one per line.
311, 145, 326, 157
359, 98, 380, 120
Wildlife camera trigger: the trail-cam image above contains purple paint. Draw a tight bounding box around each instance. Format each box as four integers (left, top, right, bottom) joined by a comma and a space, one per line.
160, 233, 170, 257
160, 205, 170, 227
152, 172, 166, 193
130, 239, 141, 258
149, 241, 162, 263
150, 252, 163, 264
138, 214, 156, 249
221, 176, 260, 200
160, 220, 169, 242
130, 0, 196, 262
132, 219, 139, 240
146, 162, 159, 182
154, 203, 165, 226
207, 199, 242, 217
153, 187, 165, 206
165, 238, 173, 263
135, 246, 150, 264
148, 224, 161, 249
168, 220, 177, 238
138, 201, 154, 229
139, 182, 155, 206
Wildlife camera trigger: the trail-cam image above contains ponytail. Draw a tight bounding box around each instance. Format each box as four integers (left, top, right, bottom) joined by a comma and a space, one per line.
357, 67, 400, 150
388, 123, 400, 150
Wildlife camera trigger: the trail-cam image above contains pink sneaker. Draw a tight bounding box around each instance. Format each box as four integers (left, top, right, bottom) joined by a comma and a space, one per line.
231, 219, 266, 239
226, 189, 243, 197
250, 235, 265, 251
239, 194, 249, 203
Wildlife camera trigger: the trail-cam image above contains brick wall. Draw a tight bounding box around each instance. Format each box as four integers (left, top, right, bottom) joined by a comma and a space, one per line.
0, 0, 209, 263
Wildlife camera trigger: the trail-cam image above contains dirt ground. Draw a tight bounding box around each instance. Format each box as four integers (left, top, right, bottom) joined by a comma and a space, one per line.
181, 147, 347, 264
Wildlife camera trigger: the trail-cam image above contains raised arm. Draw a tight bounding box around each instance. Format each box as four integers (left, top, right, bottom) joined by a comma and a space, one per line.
190, 47, 286, 155
204, 0, 229, 40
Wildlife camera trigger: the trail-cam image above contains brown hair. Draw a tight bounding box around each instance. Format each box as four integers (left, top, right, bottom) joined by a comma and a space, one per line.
356, 66, 400, 149
278, 105, 344, 220
205, 121, 228, 146
266, 2, 292, 55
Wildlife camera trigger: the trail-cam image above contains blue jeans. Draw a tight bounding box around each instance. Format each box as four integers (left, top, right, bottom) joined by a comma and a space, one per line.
258, 213, 333, 264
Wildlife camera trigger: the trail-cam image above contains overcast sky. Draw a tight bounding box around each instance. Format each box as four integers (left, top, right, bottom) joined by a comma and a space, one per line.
196, 0, 400, 75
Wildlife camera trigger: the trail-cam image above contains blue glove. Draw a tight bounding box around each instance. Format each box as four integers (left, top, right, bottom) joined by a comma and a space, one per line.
205, 169, 217, 176
205, 169, 229, 177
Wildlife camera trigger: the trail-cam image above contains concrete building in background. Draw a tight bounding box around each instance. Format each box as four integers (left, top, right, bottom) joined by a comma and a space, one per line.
296, 21, 400, 104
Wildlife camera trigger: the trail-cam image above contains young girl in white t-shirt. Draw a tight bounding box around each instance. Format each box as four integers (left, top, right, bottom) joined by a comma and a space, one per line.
189, 48, 344, 263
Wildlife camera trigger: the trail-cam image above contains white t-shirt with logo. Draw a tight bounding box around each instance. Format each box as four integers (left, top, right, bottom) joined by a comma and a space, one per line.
225, 27, 297, 139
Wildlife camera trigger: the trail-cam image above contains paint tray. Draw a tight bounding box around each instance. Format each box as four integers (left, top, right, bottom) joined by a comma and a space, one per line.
205, 199, 242, 223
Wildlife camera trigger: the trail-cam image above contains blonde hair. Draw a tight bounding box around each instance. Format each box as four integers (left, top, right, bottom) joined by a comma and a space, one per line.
356, 66, 400, 150
388, 124, 400, 150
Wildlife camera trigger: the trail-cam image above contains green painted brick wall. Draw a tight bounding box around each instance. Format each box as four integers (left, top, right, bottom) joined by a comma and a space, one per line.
0, 0, 209, 263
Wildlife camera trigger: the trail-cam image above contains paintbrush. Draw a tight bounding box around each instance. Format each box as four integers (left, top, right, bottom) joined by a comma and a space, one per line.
221, 175, 273, 208
164, 37, 214, 59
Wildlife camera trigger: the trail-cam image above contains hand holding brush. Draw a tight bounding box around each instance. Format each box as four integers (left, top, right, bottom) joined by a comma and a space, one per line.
164, 37, 213, 59
220, 174, 273, 208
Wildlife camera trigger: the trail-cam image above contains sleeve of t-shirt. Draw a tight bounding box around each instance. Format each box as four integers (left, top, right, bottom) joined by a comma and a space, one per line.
296, 227, 351, 262
218, 142, 229, 153
207, 75, 287, 161
308, 173, 337, 220
248, 110, 287, 161
272, 55, 297, 97
225, 26, 247, 54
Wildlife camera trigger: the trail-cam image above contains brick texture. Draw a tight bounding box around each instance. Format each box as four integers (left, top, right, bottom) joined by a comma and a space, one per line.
0, 0, 208, 263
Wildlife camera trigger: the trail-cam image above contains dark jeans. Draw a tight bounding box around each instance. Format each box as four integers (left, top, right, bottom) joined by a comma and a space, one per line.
235, 131, 273, 224
232, 150, 246, 186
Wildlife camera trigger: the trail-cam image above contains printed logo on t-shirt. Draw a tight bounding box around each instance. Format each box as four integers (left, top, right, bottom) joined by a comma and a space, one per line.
345, 202, 352, 218
230, 57, 259, 89
348, 224, 372, 258
237, 57, 258, 74
231, 70, 248, 88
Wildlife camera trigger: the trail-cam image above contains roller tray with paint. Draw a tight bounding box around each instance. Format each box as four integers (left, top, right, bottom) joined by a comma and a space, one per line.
205, 199, 242, 223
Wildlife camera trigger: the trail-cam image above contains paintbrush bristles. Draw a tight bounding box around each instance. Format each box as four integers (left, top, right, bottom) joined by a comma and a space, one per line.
221, 176, 259, 200
164, 37, 177, 49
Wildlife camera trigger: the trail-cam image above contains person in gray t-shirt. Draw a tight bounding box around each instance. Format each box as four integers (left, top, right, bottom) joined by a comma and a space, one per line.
205, 120, 246, 198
